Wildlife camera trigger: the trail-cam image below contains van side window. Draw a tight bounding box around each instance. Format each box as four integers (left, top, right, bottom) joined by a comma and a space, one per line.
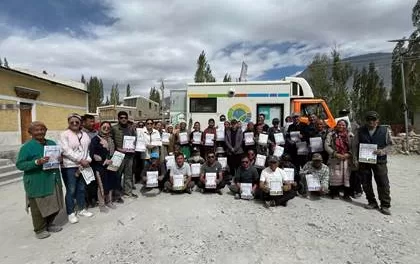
292, 82, 304, 96
190, 98, 217, 113
301, 103, 327, 119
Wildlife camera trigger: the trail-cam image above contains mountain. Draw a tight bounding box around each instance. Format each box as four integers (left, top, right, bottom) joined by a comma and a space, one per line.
299, 52, 392, 90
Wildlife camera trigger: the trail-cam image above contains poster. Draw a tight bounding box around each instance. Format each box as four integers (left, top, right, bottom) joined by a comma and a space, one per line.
255, 154, 267, 168
283, 168, 295, 183
205, 173, 217, 189
43, 145, 61, 170
274, 133, 285, 145
205, 134, 215, 146
146, 171, 159, 188
310, 137, 324, 152
192, 132, 202, 145
217, 157, 227, 169
273, 146, 284, 157
173, 174, 184, 190
190, 163, 201, 177
290, 131, 301, 142
135, 129, 146, 152
216, 128, 225, 141
151, 133, 162, 147
161, 132, 170, 145
165, 155, 175, 170
269, 178, 283, 196
107, 151, 125, 171
359, 143, 378, 164
240, 183, 253, 200
258, 133, 268, 145
296, 142, 309, 155
244, 132, 255, 145
123, 136, 136, 152
80, 166, 95, 185
306, 174, 321, 191
179, 132, 188, 145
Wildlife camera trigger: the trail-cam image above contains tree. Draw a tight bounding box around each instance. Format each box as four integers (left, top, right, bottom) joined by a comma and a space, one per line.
329, 50, 352, 115
81, 75, 86, 84
105, 96, 110, 105
110, 83, 120, 105
194, 50, 216, 82
86, 76, 103, 112
0, 57, 2, 67
126, 84, 131, 97
149, 86, 160, 103
223, 73, 232, 82
3, 57, 9, 68
307, 53, 332, 100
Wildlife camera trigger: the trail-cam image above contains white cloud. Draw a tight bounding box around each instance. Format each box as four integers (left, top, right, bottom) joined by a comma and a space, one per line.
0, 0, 415, 97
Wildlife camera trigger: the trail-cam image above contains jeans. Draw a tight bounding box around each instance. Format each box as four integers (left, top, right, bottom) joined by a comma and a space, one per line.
359, 163, 391, 208
118, 155, 134, 195
61, 167, 86, 215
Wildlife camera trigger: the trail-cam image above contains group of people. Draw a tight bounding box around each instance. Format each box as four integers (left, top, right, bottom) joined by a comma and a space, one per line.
16, 109, 392, 240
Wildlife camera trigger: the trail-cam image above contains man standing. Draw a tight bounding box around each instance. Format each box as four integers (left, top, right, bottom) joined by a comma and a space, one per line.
354, 111, 392, 215
111, 111, 138, 200
202, 118, 217, 156
225, 119, 244, 176
257, 113, 270, 132
268, 118, 283, 155
81, 114, 98, 139
165, 152, 194, 194
286, 112, 309, 172
198, 151, 225, 194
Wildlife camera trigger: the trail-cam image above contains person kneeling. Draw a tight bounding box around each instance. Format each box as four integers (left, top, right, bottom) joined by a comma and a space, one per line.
164, 152, 194, 194
141, 152, 166, 192
259, 156, 296, 207
197, 151, 225, 195
229, 155, 259, 199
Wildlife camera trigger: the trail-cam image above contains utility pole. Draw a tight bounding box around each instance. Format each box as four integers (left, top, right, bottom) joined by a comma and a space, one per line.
159, 78, 165, 123
388, 38, 413, 154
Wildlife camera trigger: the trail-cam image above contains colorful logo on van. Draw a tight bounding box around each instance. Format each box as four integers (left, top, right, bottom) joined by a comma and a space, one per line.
227, 104, 252, 122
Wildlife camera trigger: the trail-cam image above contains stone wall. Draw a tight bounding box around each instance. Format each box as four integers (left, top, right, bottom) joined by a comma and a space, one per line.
391, 132, 420, 154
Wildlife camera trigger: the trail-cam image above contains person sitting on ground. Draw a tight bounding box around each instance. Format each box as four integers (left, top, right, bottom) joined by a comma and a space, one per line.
141, 152, 167, 192
164, 152, 194, 194
260, 156, 297, 207
16, 121, 64, 239
215, 147, 232, 184
229, 155, 260, 199
198, 151, 225, 195
300, 153, 330, 197
188, 147, 205, 185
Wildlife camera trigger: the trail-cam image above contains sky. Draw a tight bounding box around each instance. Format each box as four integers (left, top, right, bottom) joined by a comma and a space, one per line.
0, 0, 416, 98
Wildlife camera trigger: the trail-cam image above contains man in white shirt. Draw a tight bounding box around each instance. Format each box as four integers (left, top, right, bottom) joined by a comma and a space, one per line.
164, 152, 194, 194
259, 156, 296, 207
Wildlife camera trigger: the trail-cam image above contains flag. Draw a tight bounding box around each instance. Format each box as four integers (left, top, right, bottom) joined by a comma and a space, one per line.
239, 61, 248, 82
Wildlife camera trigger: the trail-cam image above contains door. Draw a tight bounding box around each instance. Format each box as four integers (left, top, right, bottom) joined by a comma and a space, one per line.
20, 103, 32, 143
257, 104, 284, 127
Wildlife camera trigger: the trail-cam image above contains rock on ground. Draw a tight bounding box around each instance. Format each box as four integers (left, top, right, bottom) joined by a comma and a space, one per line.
0, 155, 419, 264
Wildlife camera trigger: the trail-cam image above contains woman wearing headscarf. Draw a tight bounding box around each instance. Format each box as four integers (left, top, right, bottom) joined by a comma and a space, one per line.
89, 121, 118, 213
324, 119, 354, 200
60, 113, 93, 224
16, 121, 64, 239
174, 121, 191, 158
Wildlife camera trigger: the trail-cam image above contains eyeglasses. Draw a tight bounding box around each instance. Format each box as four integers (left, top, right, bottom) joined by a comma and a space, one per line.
70, 121, 80, 125
146, 122, 153, 125
102, 126, 110, 130
119, 116, 128, 120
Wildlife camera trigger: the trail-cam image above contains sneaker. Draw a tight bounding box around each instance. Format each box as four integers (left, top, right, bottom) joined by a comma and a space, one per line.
341, 195, 352, 202
364, 203, 379, 210
354, 192, 363, 198
78, 209, 94, 218
68, 213, 79, 224
35, 230, 50, 239
186, 188, 192, 194
380, 207, 391, 215
115, 197, 124, 204
234, 194, 240, 200
47, 224, 63, 233
216, 189, 223, 195
106, 203, 117, 209
99, 205, 109, 213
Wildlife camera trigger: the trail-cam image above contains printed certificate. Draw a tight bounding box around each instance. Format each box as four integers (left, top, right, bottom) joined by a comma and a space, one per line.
359, 143, 377, 164
43, 145, 61, 170
146, 171, 159, 188
205, 173, 217, 189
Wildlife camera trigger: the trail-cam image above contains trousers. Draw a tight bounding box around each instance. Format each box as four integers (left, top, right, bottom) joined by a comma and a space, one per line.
359, 163, 391, 208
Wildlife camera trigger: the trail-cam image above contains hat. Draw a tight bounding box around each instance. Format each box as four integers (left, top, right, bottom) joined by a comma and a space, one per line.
291, 112, 300, 117
68, 113, 82, 121
312, 153, 323, 161
215, 147, 225, 154
365, 111, 379, 119
267, 156, 278, 163
339, 109, 350, 115
150, 152, 159, 159
192, 147, 200, 153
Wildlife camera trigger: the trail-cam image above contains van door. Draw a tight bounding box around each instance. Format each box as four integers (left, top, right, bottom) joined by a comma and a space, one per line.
257, 104, 284, 127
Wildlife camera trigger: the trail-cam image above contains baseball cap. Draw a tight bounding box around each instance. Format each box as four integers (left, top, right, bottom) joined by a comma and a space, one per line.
267, 156, 278, 163
365, 111, 379, 120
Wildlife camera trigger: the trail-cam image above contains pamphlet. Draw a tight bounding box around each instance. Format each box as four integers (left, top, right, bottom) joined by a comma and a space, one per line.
205, 172, 217, 189
43, 145, 61, 170
146, 171, 159, 188
107, 151, 125, 171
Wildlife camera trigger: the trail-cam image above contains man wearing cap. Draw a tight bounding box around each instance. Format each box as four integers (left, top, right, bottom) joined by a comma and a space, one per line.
225, 119, 244, 176
300, 153, 330, 197
111, 111, 137, 200
353, 111, 392, 215
260, 156, 296, 207
141, 152, 167, 192
198, 151, 225, 195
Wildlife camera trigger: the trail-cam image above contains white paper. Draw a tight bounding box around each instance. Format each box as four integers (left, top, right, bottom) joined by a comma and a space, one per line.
284, 122, 293, 133
290, 131, 301, 142
165, 155, 175, 170
218, 122, 225, 131
151, 133, 162, 147
173, 174, 184, 190
244, 132, 255, 146
310, 137, 324, 152
217, 157, 227, 169
240, 183, 253, 200
306, 174, 321, 191
205, 172, 217, 189
107, 151, 125, 171
123, 136, 136, 152
135, 129, 146, 152
269, 178, 283, 196
179, 132, 188, 145
255, 154, 267, 168
192, 132, 202, 145
296, 142, 309, 155
190, 163, 201, 177
258, 133, 268, 145
43, 145, 61, 170
161, 132, 170, 145
146, 171, 159, 188
80, 166, 95, 185
273, 146, 284, 157
359, 143, 378, 164
241, 123, 248, 132
216, 128, 225, 141
283, 168, 295, 183
205, 133, 215, 146
274, 133, 285, 145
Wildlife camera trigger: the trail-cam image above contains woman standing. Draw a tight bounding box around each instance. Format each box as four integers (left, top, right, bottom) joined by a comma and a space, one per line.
90, 121, 118, 213
16, 121, 64, 239
174, 121, 191, 158
324, 119, 354, 200
60, 113, 93, 224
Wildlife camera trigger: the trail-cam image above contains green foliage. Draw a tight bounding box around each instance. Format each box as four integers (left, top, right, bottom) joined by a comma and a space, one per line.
194, 50, 216, 82
149, 87, 161, 104
86, 76, 104, 112
126, 84, 131, 97
3, 57, 9, 68
223, 73, 232, 82
81, 75, 86, 84
307, 53, 332, 100
110, 83, 120, 105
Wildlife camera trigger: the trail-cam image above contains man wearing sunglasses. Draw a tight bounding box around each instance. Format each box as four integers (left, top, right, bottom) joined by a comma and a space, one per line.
111, 111, 137, 200
198, 151, 225, 195
353, 111, 392, 215
229, 155, 259, 199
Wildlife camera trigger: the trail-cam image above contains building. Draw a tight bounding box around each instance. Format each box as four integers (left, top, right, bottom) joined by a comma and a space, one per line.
97, 95, 161, 122
0, 67, 87, 147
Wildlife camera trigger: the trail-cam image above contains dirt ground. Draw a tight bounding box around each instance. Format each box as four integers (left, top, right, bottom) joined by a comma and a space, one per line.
0, 155, 419, 264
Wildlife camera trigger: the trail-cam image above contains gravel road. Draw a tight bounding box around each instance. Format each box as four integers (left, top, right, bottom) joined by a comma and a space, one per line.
0, 155, 419, 264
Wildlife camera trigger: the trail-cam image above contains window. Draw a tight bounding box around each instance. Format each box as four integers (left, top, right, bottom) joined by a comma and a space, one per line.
291, 82, 303, 96
301, 103, 327, 120
149, 102, 152, 109
138, 111, 142, 117
190, 98, 217, 113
